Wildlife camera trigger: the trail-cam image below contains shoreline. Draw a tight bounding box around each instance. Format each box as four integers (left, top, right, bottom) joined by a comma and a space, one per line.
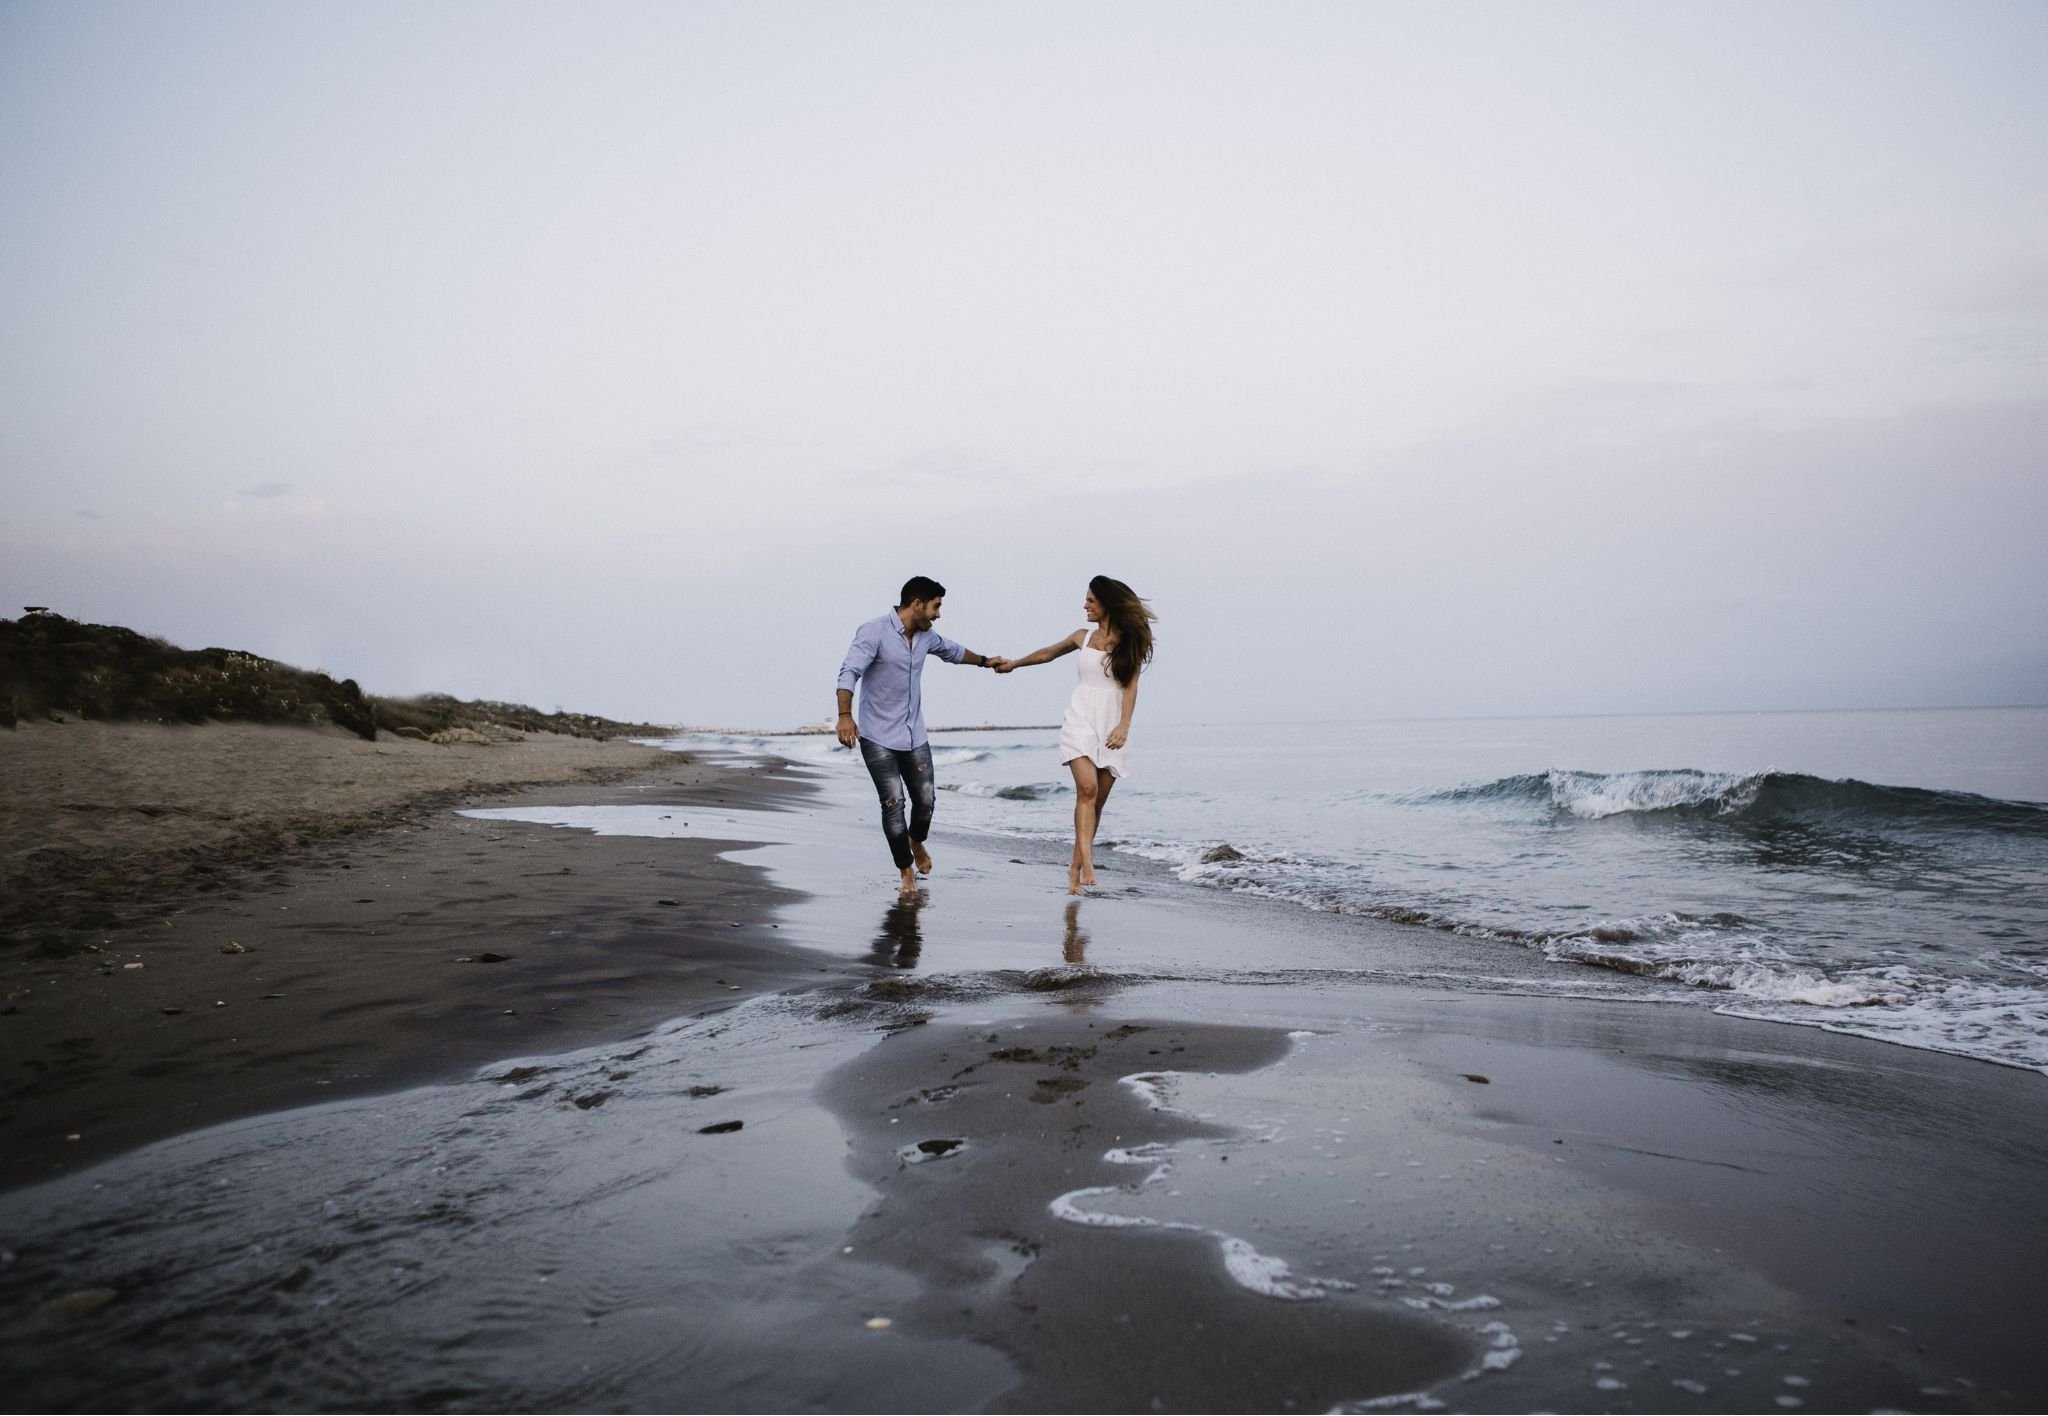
1, 724, 833, 1190
2, 730, 2044, 1410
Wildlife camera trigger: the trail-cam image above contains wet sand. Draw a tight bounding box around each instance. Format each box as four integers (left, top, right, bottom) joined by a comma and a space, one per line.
2, 734, 2045, 1411
811, 982, 2047, 1414
820, 1011, 1475, 1411
0, 723, 823, 1188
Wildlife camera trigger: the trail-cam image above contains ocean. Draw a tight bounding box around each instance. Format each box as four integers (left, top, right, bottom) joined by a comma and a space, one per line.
690, 706, 2048, 1075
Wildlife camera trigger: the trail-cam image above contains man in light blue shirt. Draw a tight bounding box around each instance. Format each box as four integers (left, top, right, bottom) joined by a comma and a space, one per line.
836, 575, 1000, 892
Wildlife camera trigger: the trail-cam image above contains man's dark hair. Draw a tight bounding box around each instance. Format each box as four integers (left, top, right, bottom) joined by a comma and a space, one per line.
899, 575, 946, 607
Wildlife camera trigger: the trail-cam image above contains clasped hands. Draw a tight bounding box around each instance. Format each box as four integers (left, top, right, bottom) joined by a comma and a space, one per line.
984, 655, 1018, 674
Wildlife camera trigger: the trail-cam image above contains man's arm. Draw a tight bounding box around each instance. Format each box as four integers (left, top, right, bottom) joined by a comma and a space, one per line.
930, 633, 997, 669
835, 621, 881, 748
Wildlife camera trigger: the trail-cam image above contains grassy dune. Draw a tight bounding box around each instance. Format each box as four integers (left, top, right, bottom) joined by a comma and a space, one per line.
0, 611, 670, 740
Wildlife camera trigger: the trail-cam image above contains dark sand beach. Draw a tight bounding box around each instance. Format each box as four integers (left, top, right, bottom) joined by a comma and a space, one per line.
2, 727, 2044, 1412
0, 722, 818, 1187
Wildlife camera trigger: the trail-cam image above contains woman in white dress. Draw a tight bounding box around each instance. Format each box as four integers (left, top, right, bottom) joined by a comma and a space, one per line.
994, 576, 1156, 894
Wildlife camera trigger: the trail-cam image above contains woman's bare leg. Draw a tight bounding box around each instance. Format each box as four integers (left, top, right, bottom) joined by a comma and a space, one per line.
1087, 771, 1115, 885
1068, 759, 1101, 894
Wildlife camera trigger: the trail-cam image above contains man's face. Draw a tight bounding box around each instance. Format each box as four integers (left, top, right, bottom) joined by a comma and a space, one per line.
907, 596, 942, 632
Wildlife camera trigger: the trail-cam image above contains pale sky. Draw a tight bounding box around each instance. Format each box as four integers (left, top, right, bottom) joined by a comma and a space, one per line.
3, 0, 2044, 727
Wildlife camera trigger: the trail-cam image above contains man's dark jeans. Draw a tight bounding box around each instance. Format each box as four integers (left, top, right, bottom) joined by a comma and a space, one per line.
858, 738, 935, 871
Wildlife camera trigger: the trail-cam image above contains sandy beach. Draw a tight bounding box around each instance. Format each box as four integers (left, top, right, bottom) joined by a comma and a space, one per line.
2, 720, 680, 945
2, 727, 2044, 1412
0, 722, 819, 1186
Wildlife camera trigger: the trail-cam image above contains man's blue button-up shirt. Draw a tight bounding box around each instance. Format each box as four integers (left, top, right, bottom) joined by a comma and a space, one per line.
837, 609, 966, 751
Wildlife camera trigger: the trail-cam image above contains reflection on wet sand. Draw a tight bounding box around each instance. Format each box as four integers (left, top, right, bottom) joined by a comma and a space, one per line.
869, 890, 926, 968
1063, 899, 1088, 964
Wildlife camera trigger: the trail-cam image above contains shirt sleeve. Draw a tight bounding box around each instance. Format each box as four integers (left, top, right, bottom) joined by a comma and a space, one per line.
928, 631, 968, 665
837, 620, 881, 692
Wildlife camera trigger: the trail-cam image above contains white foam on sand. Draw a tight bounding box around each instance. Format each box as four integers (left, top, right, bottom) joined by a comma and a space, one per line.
1472, 1320, 1523, 1372
1344, 1393, 1448, 1412
1118, 1070, 1200, 1118
1216, 1236, 1358, 1301
1049, 1128, 1355, 1301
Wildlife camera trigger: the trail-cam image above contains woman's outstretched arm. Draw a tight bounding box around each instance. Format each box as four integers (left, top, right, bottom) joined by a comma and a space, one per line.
992, 630, 1083, 673
1106, 669, 1140, 749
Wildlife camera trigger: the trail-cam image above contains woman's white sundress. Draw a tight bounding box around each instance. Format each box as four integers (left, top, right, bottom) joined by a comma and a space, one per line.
1058, 630, 1129, 778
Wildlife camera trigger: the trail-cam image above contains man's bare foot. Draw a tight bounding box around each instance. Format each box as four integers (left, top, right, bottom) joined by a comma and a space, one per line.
912, 840, 933, 875
899, 867, 918, 895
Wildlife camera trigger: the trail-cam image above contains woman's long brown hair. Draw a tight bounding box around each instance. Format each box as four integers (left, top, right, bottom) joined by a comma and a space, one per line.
1090, 575, 1156, 688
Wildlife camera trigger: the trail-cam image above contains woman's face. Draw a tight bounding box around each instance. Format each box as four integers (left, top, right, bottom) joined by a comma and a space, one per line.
1084, 589, 1104, 622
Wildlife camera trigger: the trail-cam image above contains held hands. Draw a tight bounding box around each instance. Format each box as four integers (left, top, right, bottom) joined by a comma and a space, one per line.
988, 656, 1016, 674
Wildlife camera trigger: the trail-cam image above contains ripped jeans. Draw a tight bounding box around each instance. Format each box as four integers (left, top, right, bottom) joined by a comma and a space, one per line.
858, 738, 935, 871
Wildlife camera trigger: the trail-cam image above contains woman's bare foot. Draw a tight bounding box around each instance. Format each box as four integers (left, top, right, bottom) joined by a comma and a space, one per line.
912, 840, 933, 875
1066, 863, 1083, 896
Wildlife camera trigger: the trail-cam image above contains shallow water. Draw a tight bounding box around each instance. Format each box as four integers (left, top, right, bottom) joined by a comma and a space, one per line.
5, 754, 2043, 1411
0, 990, 1013, 1412
679, 708, 2048, 1073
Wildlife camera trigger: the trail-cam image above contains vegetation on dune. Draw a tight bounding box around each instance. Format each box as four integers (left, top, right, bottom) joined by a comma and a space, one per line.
369, 693, 671, 742
0, 610, 671, 740
1, 611, 377, 737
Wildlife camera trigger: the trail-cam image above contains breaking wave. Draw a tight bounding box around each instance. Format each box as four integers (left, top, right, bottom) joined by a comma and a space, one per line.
1411, 769, 2048, 835
1105, 838, 2048, 1070
940, 779, 1070, 801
